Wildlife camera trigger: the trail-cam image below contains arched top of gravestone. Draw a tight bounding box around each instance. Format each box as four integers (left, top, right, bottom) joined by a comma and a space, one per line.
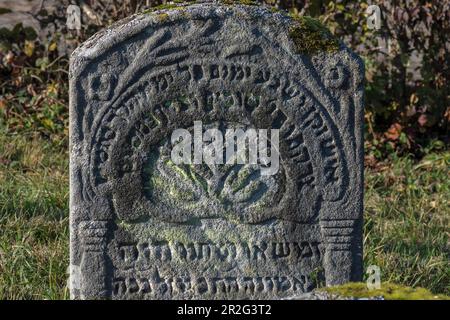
69, 1, 364, 87
69, 1, 364, 224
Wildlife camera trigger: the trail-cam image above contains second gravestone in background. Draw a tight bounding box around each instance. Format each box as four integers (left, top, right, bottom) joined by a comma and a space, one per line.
69, 2, 364, 299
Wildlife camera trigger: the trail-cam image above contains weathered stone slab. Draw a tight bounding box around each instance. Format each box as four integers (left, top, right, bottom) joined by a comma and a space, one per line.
69, 2, 364, 300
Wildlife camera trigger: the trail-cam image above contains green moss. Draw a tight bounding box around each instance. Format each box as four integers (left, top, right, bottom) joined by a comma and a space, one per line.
186, 165, 209, 193
221, 0, 259, 6
142, 2, 191, 14
288, 15, 339, 55
269, 6, 283, 13
147, 3, 181, 11
165, 159, 190, 180
142, 0, 258, 14
231, 167, 252, 193
115, 219, 133, 230
159, 227, 193, 244
151, 174, 196, 201
319, 282, 450, 300
156, 12, 170, 22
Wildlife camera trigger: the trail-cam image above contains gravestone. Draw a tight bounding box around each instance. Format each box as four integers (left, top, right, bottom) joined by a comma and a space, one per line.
69, 2, 364, 300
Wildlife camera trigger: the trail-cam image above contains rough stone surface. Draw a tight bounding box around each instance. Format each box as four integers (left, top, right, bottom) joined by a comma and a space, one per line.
69, 2, 364, 300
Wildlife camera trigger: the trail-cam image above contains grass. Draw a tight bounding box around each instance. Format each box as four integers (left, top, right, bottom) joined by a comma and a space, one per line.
0, 133, 448, 299
0, 133, 69, 299
364, 152, 449, 295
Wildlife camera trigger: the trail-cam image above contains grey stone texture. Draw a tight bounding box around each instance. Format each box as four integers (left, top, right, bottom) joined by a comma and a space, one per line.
69, 1, 364, 299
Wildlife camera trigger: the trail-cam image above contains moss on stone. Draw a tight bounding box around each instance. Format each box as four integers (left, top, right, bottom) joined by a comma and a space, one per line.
230, 167, 251, 193
159, 227, 193, 244
288, 15, 339, 55
165, 159, 189, 180
221, 0, 259, 6
187, 166, 209, 193
269, 6, 283, 13
156, 12, 170, 22
142, 2, 191, 14
319, 282, 449, 300
151, 174, 196, 201
115, 219, 133, 230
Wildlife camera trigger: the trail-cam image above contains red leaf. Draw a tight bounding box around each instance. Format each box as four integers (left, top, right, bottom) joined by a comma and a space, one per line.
418, 114, 428, 127
384, 123, 402, 141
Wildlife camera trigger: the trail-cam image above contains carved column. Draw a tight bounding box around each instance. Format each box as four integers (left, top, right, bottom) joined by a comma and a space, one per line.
320, 219, 362, 286
79, 220, 110, 299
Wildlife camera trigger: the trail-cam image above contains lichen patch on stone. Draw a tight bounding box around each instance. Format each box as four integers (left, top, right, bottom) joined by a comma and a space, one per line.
319, 282, 449, 300
288, 15, 339, 55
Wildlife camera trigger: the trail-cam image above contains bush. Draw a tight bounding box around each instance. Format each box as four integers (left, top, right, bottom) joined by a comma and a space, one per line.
314, 0, 449, 160
0, 0, 448, 160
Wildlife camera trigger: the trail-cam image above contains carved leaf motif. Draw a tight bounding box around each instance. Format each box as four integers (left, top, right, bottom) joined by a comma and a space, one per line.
112, 18, 222, 102
145, 136, 281, 221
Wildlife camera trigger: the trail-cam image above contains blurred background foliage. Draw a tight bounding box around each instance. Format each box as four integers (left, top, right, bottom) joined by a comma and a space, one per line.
0, 0, 449, 162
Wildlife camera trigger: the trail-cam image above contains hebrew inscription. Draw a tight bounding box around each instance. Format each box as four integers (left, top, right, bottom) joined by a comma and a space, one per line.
69, 3, 364, 299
